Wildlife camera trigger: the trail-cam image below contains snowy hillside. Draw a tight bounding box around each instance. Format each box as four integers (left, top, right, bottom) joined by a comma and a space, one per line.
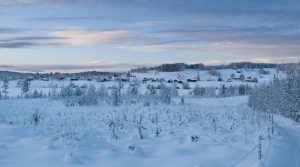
0, 97, 285, 167
0, 68, 299, 167
5, 68, 285, 97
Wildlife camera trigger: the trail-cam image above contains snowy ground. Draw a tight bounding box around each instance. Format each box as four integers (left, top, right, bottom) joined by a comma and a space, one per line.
0, 96, 298, 167
6, 68, 285, 97
0, 68, 298, 167
264, 116, 300, 167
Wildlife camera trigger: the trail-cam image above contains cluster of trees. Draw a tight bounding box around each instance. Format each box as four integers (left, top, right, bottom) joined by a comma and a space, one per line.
130, 62, 280, 73
1, 77, 252, 105
249, 67, 300, 122
0, 71, 29, 80
154, 63, 186, 72
192, 85, 216, 97
227, 62, 277, 69
54, 79, 253, 107
208, 70, 221, 77
0, 70, 118, 81
130, 63, 205, 73
57, 82, 179, 107
0, 79, 33, 100
59, 83, 105, 106
26, 89, 44, 99
130, 66, 149, 73
192, 84, 252, 97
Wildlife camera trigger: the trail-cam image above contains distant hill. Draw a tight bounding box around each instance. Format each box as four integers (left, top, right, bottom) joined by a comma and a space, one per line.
131, 62, 282, 73
0, 70, 119, 80
0, 62, 298, 80
0, 71, 27, 80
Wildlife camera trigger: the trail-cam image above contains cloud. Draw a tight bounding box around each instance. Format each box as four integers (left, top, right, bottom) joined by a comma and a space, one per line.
157, 24, 300, 45
0, 36, 65, 48
30, 15, 133, 23
0, 27, 23, 34
190, 56, 300, 66
0, 41, 37, 48
3, 0, 297, 19
2, 0, 300, 22
133, 21, 170, 27
118, 44, 173, 53
0, 65, 14, 68
0, 26, 151, 48
0, 36, 64, 42
0, 0, 31, 6
127, 23, 300, 58
31, 16, 106, 21
50, 28, 143, 46
0, 41, 64, 48
0, 28, 150, 48
119, 42, 300, 63
1, 0, 299, 65
0, 60, 137, 72
251, 58, 273, 63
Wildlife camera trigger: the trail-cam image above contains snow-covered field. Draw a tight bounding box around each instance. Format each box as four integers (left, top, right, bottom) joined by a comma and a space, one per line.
0, 97, 273, 167
0, 68, 298, 167
6, 68, 285, 97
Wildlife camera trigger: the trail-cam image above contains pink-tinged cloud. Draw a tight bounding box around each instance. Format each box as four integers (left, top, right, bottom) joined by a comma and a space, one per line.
50, 29, 137, 46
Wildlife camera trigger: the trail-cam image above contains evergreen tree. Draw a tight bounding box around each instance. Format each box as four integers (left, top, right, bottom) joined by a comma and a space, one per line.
32, 89, 39, 98
21, 80, 30, 96
2, 77, 9, 99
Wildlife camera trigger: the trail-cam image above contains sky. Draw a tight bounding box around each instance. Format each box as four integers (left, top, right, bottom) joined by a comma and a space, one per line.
0, 0, 300, 72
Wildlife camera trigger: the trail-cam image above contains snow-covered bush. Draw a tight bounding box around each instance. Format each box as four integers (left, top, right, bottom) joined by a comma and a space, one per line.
59, 83, 87, 106
127, 83, 139, 96
182, 82, 190, 89
146, 84, 157, 95
193, 84, 204, 97
0, 96, 272, 150
31, 109, 42, 126
208, 70, 221, 77
97, 84, 109, 103
85, 85, 98, 105
159, 83, 172, 105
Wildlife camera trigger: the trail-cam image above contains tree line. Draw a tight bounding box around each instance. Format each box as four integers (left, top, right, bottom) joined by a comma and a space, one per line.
249, 66, 300, 122
131, 62, 280, 72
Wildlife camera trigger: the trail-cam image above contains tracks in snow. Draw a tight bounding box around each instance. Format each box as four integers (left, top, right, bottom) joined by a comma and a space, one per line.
264, 116, 300, 167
